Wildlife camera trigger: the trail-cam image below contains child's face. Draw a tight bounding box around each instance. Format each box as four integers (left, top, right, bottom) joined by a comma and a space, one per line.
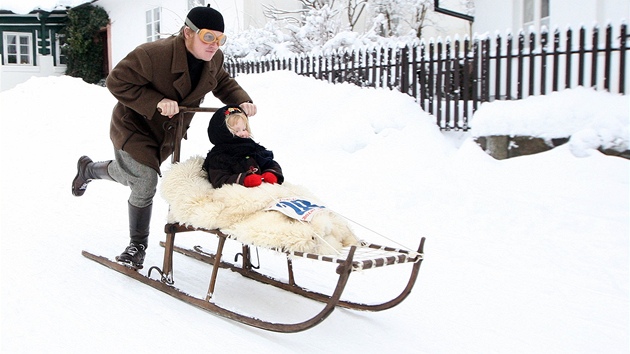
230, 118, 250, 138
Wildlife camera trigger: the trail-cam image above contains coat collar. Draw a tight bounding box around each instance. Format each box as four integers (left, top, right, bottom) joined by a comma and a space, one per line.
188, 56, 218, 102
172, 35, 191, 99
170, 34, 219, 104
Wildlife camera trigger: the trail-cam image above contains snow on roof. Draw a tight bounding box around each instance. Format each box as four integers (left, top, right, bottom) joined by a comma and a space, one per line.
0, 0, 92, 14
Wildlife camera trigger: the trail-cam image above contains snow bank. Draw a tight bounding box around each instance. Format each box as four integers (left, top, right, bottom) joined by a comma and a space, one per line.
0, 71, 627, 354
470, 86, 630, 156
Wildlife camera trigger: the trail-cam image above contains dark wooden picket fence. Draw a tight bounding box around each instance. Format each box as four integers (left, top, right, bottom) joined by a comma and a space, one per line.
225, 23, 629, 130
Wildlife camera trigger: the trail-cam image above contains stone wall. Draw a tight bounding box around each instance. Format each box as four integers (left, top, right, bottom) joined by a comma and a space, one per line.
475, 136, 630, 160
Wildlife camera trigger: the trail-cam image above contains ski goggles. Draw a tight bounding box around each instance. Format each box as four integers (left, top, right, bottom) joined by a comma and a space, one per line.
185, 18, 227, 46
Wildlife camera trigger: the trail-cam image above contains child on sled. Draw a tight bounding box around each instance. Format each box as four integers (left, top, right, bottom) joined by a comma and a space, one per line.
203, 105, 284, 188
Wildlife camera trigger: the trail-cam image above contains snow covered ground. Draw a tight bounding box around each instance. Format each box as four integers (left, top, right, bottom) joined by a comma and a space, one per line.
0, 71, 628, 353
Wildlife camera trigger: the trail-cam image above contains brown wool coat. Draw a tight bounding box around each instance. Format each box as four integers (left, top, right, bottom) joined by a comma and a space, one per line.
106, 34, 252, 174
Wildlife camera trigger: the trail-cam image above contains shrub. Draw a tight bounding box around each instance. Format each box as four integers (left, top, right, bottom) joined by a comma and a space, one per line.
62, 4, 109, 84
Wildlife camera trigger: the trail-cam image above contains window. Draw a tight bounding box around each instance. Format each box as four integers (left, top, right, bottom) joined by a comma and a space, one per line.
523, 0, 550, 32
55, 33, 67, 66
146, 7, 161, 42
3, 32, 33, 65
541, 0, 550, 28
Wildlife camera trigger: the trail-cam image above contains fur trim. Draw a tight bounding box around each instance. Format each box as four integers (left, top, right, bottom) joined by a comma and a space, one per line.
160, 156, 359, 254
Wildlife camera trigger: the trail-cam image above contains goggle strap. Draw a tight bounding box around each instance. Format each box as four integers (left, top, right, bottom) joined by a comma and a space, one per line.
184, 18, 200, 33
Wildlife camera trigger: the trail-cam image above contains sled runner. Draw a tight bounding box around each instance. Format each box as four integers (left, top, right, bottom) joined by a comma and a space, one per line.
82, 107, 426, 333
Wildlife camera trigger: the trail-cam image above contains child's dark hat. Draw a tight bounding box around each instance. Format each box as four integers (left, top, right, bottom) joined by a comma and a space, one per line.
208, 104, 242, 145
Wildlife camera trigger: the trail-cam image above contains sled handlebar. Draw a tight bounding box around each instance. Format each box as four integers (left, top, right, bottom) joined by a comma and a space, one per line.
166, 106, 220, 164
177, 106, 219, 113
157, 106, 219, 114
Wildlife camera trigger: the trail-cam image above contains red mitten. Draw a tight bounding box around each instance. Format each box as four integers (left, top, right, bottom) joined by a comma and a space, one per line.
243, 174, 262, 187
261, 172, 278, 184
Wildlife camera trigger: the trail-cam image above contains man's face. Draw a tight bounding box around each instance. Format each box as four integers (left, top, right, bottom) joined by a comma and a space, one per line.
184, 27, 221, 61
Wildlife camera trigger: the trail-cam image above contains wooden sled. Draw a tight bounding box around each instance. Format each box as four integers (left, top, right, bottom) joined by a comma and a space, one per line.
83, 107, 426, 333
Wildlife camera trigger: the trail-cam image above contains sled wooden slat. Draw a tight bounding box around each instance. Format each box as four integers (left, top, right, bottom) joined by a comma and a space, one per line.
287, 244, 422, 272
164, 222, 423, 273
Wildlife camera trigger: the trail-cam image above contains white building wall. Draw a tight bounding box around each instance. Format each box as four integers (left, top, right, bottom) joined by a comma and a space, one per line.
0, 54, 64, 91
469, 1, 512, 35
426, 0, 474, 39
473, 0, 628, 35
597, 0, 630, 26
551, 0, 596, 29
97, 0, 302, 68
558, 0, 630, 28
96, 0, 189, 68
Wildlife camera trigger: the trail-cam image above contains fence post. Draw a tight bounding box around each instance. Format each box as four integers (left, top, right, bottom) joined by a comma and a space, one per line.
552, 28, 560, 92
528, 31, 536, 96
591, 25, 599, 88
401, 45, 409, 94
494, 33, 502, 100
318, 55, 323, 80
565, 28, 572, 89
396, 46, 402, 92
481, 36, 491, 103
419, 41, 427, 112
540, 28, 548, 95
445, 39, 452, 128
436, 40, 443, 127
338, 49, 347, 82
370, 48, 377, 88
411, 44, 418, 98
357, 49, 364, 85
472, 37, 480, 112
620, 23, 627, 94
387, 47, 394, 89
463, 36, 471, 127
428, 41, 435, 116
348, 49, 355, 84
517, 31, 525, 99
453, 38, 461, 128
377, 46, 384, 88
604, 24, 613, 91
506, 33, 513, 99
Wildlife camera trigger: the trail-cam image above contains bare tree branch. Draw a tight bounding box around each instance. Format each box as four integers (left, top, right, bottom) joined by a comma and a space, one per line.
346, 0, 368, 31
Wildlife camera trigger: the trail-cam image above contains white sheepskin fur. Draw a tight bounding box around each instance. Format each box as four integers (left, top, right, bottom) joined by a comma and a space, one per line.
160, 156, 359, 254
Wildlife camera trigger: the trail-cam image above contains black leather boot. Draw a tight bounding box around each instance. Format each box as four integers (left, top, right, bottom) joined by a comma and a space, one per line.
115, 203, 152, 269
115, 243, 146, 270
71, 156, 114, 196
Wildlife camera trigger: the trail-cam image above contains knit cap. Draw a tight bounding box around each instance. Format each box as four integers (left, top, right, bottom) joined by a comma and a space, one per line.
186, 6, 224, 32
